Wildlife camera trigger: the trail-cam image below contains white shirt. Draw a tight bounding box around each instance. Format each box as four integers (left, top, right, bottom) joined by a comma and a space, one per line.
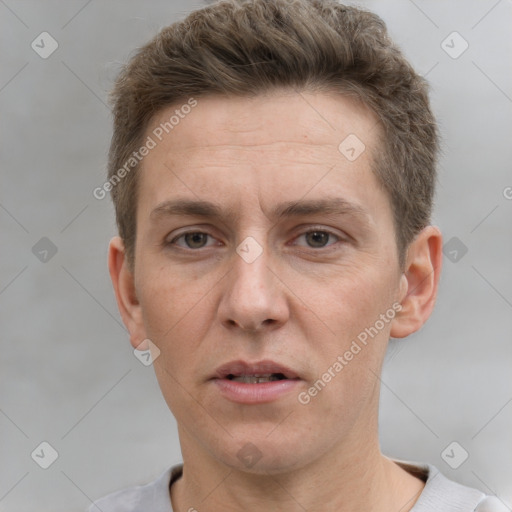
87, 460, 507, 511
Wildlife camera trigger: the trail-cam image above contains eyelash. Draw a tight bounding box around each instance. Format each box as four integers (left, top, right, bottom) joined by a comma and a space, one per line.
167, 227, 345, 251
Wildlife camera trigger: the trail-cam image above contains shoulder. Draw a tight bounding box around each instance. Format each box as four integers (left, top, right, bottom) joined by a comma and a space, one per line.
87, 464, 182, 512
474, 497, 511, 512
395, 460, 507, 512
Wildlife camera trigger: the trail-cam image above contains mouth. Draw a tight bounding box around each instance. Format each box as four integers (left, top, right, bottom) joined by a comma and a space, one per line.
225, 373, 288, 383
213, 359, 300, 381
211, 360, 301, 404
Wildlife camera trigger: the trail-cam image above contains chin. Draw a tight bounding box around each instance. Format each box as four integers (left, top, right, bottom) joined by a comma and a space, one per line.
214, 430, 316, 475
225, 450, 307, 476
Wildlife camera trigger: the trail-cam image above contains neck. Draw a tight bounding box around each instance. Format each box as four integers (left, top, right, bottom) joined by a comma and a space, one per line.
170, 426, 424, 512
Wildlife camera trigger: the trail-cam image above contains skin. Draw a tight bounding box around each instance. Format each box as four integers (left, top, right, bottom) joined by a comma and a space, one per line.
109, 89, 442, 512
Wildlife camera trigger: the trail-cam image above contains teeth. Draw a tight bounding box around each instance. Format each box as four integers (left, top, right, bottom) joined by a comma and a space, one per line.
230, 373, 283, 383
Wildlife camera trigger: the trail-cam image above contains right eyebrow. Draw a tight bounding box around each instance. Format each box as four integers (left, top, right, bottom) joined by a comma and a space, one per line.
150, 199, 238, 225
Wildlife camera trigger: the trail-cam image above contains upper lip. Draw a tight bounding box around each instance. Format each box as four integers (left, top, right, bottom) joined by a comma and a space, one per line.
212, 360, 300, 380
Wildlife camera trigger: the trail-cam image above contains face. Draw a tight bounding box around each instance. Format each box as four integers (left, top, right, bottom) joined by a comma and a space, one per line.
111, 89, 432, 474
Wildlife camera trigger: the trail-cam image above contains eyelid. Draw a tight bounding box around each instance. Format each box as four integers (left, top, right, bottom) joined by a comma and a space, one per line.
166, 227, 222, 249
290, 226, 346, 247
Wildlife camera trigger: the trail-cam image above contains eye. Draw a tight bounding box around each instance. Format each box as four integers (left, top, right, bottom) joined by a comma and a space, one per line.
293, 229, 342, 249
169, 231, 218, 249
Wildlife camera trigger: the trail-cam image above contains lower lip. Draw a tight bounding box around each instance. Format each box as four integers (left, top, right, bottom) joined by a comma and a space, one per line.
212, 378, 301, 404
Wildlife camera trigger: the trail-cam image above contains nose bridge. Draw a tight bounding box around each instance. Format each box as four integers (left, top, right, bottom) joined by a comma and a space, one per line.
232, 235, 273, 301
218, 234, 288, 331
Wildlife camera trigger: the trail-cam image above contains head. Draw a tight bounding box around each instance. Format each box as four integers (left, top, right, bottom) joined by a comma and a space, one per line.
108, 0, 442, 474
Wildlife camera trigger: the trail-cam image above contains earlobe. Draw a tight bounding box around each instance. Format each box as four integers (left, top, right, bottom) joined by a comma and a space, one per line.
390, 226, 443, 339
108, 237, 147, 349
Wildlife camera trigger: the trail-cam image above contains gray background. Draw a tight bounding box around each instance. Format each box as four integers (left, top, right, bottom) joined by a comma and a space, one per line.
1, 1, 511, 511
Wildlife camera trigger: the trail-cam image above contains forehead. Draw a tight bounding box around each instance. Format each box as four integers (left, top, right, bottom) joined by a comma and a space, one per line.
137, 90, 386, 221
148, 89, 379, 153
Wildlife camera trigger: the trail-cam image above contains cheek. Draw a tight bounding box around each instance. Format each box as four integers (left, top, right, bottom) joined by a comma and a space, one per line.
306, 318, 389, 426
136, 264, 213, 363
140, 275, 215, 415
302, 265, 397, 393
305, 264, 397, 342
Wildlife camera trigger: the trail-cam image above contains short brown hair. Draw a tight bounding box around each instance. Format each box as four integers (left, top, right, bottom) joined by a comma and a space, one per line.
108, 0, 439, 269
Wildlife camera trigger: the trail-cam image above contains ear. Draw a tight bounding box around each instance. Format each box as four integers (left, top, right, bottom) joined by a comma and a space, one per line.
390, 226, 443, 338
108, 236, 147, 349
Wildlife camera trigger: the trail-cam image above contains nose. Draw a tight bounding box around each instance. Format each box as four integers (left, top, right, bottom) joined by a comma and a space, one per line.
217, 241, 289, 333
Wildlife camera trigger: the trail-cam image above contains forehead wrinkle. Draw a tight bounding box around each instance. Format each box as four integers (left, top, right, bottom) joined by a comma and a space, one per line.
166, 141, 337, 159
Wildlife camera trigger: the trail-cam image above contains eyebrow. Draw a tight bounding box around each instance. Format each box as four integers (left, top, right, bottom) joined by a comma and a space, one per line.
150, 197, 370, 224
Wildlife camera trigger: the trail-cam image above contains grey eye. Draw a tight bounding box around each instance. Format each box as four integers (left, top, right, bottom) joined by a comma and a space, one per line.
183, 232, 209, 248
305, 231, 331, 248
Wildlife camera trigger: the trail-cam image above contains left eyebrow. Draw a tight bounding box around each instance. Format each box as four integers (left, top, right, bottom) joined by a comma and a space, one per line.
271, 197, 369, 222
149, 197, 371, 224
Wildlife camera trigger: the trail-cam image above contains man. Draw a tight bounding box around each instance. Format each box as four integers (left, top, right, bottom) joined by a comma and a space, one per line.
90, 0, 503, 510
